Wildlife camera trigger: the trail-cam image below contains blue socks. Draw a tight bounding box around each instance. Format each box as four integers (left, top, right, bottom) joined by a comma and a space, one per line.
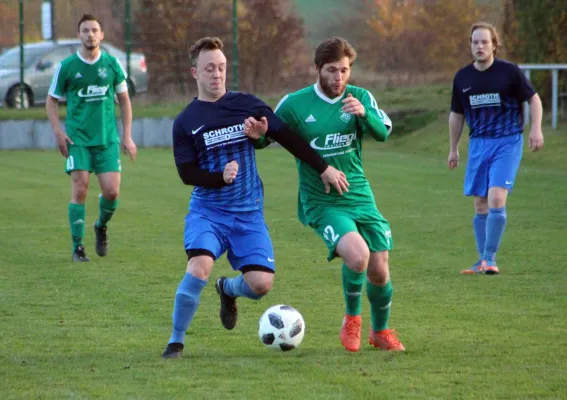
473, 213, 488, 260
483, 207, 507, 262
222, 274, 263, 300
168, 273, 264, 345
169, 273, 207, 345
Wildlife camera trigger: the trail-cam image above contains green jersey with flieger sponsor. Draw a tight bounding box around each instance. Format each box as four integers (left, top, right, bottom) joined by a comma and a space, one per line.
48, 51, 128, 147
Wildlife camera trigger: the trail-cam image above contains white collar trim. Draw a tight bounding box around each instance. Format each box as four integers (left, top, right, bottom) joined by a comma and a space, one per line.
77, 51, 101, 65
313, 82, 346, 104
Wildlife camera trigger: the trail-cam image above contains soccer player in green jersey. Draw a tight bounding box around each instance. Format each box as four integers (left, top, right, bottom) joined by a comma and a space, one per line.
46, 14, 137, 262
246, 37, 404, 352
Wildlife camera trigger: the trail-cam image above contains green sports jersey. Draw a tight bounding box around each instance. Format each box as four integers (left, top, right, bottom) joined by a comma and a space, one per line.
274, 84, 392, 224
48, 51, 127, 147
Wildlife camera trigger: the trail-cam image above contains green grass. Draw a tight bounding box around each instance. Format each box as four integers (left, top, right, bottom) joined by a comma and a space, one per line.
1, 126, 567, 399
0, 101, 189, 121
0, 84, 451, 120
381, 116, 567, 170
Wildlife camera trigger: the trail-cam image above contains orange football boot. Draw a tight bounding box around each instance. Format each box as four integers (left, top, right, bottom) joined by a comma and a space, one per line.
369, 328, 405, 351
340, 315, 362, 352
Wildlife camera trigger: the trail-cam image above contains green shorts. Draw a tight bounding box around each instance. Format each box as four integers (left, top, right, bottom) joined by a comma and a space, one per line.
307, 205, 393, 261
65, 143, 122, 175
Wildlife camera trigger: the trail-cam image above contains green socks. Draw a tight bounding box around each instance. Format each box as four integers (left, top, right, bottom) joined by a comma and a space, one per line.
96, 196, 119, 228
342, 264, 365, 316
342, 262, 395, 330
69, 203, 85, 251
367, 279, 393, 332
69, 196, 118, 252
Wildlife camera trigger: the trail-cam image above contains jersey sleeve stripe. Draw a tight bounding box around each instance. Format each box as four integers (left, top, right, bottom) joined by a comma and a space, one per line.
366, 90, 393, 133
48, 63, 64, 99
274, 94, 290, 113
379, 109, 393, 134
366, 90, 379, 112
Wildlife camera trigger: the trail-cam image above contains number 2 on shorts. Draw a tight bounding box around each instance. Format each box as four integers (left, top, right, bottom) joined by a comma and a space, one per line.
66, 156, 74, 170
323, 225, 339, 244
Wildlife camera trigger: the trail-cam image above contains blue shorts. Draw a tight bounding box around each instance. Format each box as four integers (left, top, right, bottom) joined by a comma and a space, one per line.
184, 206, 275, 272
464, 134, 523, 197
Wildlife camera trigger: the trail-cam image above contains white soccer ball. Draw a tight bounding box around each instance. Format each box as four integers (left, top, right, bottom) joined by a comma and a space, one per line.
258, 304, 305, 351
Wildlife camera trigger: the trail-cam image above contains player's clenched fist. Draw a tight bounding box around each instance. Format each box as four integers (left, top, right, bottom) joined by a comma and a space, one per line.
528, 128, 544, 152
243, 116, 268, 140
223, 160, 239, 184
320, 166, 349, 195
448, 150, 459, 169
341, 93, 365, 117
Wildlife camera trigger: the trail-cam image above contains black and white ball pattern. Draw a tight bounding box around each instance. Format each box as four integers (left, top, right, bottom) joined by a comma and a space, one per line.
258, 305, 305, 351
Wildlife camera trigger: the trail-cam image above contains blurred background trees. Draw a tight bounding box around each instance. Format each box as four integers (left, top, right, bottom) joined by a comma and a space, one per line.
1, 0, 565, 100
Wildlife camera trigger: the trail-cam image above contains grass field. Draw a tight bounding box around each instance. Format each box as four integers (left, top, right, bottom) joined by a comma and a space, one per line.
1, 121, 566, 399
0, 84, 451, 121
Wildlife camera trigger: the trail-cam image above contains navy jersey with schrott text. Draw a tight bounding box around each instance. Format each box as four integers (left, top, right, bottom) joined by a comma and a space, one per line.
451, 58, 535, 138
173, 91, 283, 212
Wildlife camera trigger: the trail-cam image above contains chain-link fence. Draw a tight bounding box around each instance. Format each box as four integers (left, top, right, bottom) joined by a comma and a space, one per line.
1, 0, 147, 108
0, 0, 314, 107
1, 0, 565, 113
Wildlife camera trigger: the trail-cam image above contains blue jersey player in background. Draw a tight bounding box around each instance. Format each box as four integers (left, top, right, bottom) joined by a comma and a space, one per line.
162, 37, 349, 358
448, 22, 544, 275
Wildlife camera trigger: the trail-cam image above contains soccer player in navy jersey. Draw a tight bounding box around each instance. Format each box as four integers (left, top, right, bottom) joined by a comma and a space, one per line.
161, 37, 349, 358
448, 22, 544, 275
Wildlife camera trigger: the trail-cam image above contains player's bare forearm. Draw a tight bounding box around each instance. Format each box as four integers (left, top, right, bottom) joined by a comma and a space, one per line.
528, 93, 543, 129
46, 96, 62, 133
360, 112, 388, 142
117, 92, 133, 140
526, 94, 544, 151
449, 112, 465, 151
47, 95, 73, 157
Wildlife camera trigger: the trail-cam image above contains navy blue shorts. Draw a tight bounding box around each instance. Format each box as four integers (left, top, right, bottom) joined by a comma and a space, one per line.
184, 207, 275, 271
464, 134, 523, 197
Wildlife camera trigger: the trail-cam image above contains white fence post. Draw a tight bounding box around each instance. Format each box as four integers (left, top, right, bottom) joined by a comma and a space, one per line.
519, 64, 566, 130
552, 69, 558, 129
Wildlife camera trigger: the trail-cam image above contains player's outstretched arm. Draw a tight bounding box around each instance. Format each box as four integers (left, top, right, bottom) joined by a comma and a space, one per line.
448, 112, 465, 169
267, 124, 349, 195
252, 137, 271, 150
244, 116, 271, 149
244, 116, 267, 139
240, 114, 328, 173
267, 124, 327, 172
